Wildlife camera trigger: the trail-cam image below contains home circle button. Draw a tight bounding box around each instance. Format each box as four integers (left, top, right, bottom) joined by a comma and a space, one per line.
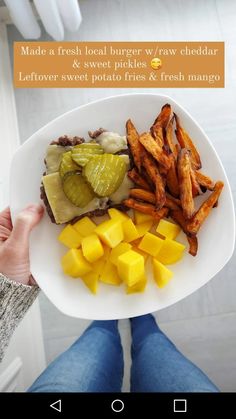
111, 399, 124, 413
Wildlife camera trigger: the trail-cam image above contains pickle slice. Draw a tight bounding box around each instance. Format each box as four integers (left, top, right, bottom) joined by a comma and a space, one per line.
72, 143, 104, 167
83, 154, 126, 197
62, 171, 95, 207
59, 151, 80, 178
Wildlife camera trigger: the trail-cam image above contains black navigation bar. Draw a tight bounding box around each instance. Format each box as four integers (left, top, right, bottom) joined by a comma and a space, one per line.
0, 392, 235, 417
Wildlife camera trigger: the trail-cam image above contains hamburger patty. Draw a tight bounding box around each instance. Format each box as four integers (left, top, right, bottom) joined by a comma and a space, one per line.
50, 135, 85, 146
41, 133, 129, 224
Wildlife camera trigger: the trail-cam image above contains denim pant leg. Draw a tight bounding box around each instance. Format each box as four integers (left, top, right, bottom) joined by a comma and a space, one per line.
130, 314, 219, 392
29, 320, 124, 392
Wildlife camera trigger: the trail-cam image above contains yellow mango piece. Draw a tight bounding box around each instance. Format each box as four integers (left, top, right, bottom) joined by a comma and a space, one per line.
58, 224, 82, 249
156, 219, 181, 240
152, 258, 173, 288
110, 242, 132, 266
156, 238, 185, 264
103, 245, 111, 260
117, 250, 145, 287
138, 232, 164, 257
132, 246, 149, 262
108, 208, 129, 223
73, 216, 96, 237
81, 234, 104, 263
92, 257, 106, 276
100, 260, 122, 285
135, 220, 153, 239
134, 210, 154, 224
81, 271, 99, 294
122, 219, 139, 242
92, 246, 110, 276
92, 259, 104, 276
126, 274, 147, 294
61, 248, 92, 277
95, 219, 123, 248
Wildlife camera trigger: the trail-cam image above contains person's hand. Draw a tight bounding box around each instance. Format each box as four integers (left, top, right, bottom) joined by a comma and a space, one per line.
0, 204, 44, 285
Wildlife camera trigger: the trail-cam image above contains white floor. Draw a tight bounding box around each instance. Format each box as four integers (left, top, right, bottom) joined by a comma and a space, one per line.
7, 0, 236, 391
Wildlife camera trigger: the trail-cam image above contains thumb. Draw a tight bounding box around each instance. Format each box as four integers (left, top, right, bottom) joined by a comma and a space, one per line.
9, 204, 44, 244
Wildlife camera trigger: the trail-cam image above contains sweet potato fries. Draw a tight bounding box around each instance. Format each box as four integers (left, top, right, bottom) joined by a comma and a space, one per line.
123, 104, 224, 256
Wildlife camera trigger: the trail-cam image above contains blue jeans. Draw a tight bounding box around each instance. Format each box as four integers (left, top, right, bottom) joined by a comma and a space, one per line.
29, 314, 218, 392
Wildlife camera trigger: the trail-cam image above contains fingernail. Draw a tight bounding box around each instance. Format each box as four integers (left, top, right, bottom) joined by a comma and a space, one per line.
25, 204, 44, 214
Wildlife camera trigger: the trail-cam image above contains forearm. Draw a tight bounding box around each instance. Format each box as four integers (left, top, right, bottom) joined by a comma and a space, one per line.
0, 273, 39, 361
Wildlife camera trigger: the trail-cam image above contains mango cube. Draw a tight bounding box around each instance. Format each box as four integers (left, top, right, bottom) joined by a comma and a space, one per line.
100, 260, 122, 285
117, 250, 145, 287
95, 219, 123, 248
73, 217, 96, 237
92, 257, 106, 276
81, 234, 104, 263
81, 271, 99, 294
131, 246, 149, 262
108, 208, 129, 223
156, 219, 181, 240
122, 219, 139, 242
61, 248, 92, 277
138, 232, 164, 257
92, 246, 110, 276
135, 220, 153, 239
58, 224, 82, 249
152, 258, 173, 288
126, 274, 147, 294
103, 245, 111, 259
134, 210, 153, 224
156, 238, 185, 264
110, 242, 132, 266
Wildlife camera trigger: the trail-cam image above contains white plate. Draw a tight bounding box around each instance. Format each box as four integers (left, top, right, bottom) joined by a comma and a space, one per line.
10, 94, 235, 319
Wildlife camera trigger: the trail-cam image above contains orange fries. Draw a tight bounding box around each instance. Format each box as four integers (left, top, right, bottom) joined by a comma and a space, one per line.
150, 103, 171, 147
127, 168, 151, 191
174, 113, 202, 170
166, 154, 179, 197
187, 235, 198, 257
187, 181, 224, 235
142, 152, 166, 209
126, 119, 144, 172
195, 171, 215, 191
178, 149, 195, 219
123, 198, 169, 221
139, 132, 171, 170
130, 188, 156, 204
165, 115, 178, 158
123, 104, 224, 256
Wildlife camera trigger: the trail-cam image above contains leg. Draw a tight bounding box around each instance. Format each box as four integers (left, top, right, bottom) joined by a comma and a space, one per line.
130, 314, 219, 392
29, 320, 124, 392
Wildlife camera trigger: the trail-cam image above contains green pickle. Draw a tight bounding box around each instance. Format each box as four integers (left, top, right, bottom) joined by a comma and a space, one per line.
59, 151, 80, 178
71, 143, 104, 167
83, 154, 126, 197
62, 171, 95, 207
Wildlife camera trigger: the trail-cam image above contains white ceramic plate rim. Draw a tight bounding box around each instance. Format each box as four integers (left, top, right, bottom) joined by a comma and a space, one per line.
10, 93, 235, 319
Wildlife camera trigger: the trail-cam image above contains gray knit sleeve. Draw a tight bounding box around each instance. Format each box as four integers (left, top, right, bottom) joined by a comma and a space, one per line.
0, 273, 40, 361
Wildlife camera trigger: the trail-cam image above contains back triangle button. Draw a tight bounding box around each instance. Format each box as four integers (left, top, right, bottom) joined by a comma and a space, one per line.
50, 399, 62, 412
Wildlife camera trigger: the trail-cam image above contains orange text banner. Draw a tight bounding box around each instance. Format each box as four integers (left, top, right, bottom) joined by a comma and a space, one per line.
14, 42, 224, 88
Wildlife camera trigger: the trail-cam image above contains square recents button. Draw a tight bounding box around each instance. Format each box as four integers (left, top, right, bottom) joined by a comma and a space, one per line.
173, 399, 187, 413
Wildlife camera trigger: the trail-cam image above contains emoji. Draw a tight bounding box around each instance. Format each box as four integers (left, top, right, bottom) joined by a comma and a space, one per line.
150, 57, 162, 70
